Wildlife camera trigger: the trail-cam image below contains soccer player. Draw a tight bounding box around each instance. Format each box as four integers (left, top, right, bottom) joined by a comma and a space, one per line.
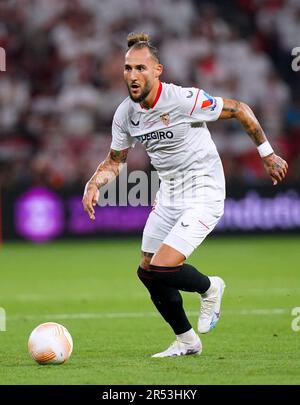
82, 33, 288, 357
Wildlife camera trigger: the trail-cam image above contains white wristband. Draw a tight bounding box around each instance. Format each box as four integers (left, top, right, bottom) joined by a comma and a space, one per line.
257, 141, 274, 158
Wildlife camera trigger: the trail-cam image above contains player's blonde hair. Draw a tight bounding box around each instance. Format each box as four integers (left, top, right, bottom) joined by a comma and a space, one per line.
126, 32, 160, 62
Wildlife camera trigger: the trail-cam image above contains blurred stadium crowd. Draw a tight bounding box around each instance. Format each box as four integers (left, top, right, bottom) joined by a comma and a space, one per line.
0, 0, 299, 190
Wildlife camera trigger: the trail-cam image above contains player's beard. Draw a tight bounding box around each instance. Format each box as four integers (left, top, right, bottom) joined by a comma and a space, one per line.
127, 81, 152, 103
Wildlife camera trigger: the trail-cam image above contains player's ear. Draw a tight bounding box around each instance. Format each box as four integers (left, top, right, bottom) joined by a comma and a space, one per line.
155, 63, 163, 78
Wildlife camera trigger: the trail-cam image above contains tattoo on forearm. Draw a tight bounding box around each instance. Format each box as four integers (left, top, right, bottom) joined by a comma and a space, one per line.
222, 100, 240, 115
239, 104, 266, 146
89, 149, 128, 189
110, 149, 128, 163
222, 100, 267, 146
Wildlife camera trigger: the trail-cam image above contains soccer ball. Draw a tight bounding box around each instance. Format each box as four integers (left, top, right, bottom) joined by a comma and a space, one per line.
28, 322, 73, 365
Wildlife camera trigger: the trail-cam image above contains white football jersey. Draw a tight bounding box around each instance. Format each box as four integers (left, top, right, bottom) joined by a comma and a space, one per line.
111, 82, 225, 206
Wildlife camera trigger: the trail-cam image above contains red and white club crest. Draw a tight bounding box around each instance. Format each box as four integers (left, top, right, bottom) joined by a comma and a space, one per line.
160, 113, 170, 126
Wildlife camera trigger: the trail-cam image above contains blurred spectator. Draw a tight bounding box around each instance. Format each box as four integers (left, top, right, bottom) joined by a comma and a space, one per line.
0, 0, 299, 190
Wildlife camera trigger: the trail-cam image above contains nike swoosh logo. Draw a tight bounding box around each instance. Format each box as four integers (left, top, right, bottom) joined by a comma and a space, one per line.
130, 120, 139, 126
181, 222, 189, 227
186, 91, 193, 98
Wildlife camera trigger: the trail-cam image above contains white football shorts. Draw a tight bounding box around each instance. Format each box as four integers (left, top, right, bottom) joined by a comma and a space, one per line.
141, 200, 224, 259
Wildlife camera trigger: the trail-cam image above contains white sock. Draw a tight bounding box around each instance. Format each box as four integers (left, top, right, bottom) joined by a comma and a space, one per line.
177, 328, 199, 344
201, 276, 216, 297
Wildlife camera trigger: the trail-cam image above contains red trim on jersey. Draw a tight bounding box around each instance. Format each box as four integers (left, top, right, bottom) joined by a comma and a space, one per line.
151, 81, 162, 108
189, 89, 200, 116
141, 81, 162, 109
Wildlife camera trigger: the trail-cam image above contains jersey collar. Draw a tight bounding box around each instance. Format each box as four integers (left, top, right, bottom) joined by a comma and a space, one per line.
139, 81, 162, 110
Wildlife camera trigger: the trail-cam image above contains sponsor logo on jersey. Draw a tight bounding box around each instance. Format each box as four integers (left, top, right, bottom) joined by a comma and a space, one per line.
136, 130, 174, 143
201, 91, 217, 111
186, 90, 193, 98
160, 112, 170, 126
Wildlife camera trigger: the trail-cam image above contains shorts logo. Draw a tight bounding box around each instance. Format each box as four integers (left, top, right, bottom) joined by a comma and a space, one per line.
201, 91, 217, 111
181, 222, 189, 227
160, 113, 170, 126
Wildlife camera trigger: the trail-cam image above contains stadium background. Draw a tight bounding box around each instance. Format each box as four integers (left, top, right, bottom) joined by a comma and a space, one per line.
0, 0, 299, 386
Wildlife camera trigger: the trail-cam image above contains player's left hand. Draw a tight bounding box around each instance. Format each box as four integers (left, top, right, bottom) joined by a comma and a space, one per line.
262, 153, 288, 185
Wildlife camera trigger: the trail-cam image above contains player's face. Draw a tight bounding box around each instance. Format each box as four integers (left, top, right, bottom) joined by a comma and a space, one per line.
124, 48, 162, 103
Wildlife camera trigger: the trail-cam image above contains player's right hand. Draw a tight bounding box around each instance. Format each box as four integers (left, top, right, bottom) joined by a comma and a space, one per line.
82, 181, 99, 220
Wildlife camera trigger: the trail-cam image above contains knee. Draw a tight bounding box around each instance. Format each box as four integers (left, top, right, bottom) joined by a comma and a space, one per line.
150, 245, 185, 267
140, 251, 153, 270
140, 259, 151, 270
137, 266, 153, 283
137, 266, 146, 279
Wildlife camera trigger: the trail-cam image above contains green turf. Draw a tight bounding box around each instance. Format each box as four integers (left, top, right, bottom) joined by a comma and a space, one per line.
0, 236, 299, 385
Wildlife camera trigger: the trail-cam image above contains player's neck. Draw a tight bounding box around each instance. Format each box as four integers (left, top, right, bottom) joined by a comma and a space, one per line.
140, 80, 162, 109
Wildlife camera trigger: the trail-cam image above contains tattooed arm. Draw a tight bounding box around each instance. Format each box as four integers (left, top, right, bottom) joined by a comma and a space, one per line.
219, 99, 288, 185
82, 149, 128, 220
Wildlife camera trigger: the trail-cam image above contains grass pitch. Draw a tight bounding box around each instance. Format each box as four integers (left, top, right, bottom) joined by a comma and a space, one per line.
0, 236, 299, 385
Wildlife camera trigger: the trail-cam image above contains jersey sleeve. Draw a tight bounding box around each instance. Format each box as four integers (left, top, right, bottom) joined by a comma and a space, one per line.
110, 110, 136, 151
181, 87, 223, 122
